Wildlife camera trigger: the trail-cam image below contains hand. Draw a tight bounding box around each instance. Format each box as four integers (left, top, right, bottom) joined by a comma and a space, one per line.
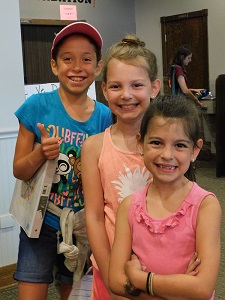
37, 123, 60, 160
185, 252, 200, 276
190, 88, 204, 94
198, 102, 208, 111
125, 254, 142, 285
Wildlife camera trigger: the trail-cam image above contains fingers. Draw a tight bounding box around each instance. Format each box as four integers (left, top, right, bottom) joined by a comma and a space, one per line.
186, 253, 201, 276
188, 269, 199, 276
36, 123, 60, 160
37, 123, 50, 139
191, 257, 201, 269
187, 252, 198, 267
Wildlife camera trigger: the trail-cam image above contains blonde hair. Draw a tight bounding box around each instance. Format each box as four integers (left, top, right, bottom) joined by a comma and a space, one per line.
102, 35, 158, 83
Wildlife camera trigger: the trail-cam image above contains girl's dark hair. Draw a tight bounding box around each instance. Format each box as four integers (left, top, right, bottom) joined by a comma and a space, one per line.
172, 45, 192, 67
139, 94, 203, 181
102, 34, 158, 83
51, 33, 102, 63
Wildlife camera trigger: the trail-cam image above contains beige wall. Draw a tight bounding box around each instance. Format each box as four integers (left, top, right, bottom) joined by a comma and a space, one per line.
19, 0, 136, 56
135, 0, 225, 94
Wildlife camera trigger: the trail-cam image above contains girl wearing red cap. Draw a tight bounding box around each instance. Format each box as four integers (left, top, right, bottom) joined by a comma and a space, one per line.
13, 22, 112, 300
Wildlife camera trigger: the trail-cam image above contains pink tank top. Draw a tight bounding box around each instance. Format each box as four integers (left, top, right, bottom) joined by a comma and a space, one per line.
129, 182, 216, 299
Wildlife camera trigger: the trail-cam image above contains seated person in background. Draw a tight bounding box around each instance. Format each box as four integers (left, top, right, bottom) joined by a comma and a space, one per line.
168, 44, 207, 110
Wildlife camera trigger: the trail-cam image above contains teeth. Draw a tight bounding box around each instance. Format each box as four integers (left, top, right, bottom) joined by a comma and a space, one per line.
121, 104, 136, 109
158, 165, 175, 170
71, 77, 83, 81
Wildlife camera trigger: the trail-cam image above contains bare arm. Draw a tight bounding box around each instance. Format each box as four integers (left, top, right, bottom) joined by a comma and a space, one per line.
189, 88, 204, 93
177, 76, 205, 108
125, 195, 221, 300
81, 134, 113, 294
13, 123, 60, 181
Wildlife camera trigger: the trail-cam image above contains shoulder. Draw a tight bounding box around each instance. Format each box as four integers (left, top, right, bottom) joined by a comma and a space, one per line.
16, 90, 59, 116
28, 89, 58, 101
83, 131, 104, 147
175, 65, 184, 75
19, 90, 58, 108
194, 183, 222, 220
118, 195, 133, 214
199, 193, 221, 212
196, 193, 221, 240
82, 131, 105, 157
120, 186, 147, 212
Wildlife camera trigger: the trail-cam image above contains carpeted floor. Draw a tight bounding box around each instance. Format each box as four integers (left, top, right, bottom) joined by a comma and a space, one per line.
0, 160, 224, 299
195, 160, 225, 300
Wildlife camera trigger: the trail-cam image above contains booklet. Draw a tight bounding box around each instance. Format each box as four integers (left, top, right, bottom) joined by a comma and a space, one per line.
68, 274, 92, 300
9, 158, 57, 238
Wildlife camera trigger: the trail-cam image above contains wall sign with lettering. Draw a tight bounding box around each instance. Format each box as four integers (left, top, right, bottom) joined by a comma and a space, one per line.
42, 0, 94, 5
24, 82, 96, 100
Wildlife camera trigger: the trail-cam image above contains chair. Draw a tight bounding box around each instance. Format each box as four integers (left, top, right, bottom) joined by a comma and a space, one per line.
215, 74, 225, 177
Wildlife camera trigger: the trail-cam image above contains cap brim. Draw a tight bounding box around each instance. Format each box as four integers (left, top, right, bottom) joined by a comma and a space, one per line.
51, 21, 102, 56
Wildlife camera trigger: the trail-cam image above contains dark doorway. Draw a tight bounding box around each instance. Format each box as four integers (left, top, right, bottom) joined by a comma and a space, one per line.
20, 19, 82, 84
216, 74, 225, 177
161, 9, 209, 94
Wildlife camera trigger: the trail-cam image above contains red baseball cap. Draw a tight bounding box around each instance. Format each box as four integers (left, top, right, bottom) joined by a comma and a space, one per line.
51, 21, 103, 57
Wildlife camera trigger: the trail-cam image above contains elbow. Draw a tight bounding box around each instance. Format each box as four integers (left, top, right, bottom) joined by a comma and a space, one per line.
194, 292, 213, 300
13, 169, 23, 181
183, 88, 190, 95
13, 172, 24, 181
109, 284, 119, 296
191, 284, 214, 300
108, 275, 125, 297
108, 278, 119, 295
13, 163, 23, 181
13, 168, 31, 182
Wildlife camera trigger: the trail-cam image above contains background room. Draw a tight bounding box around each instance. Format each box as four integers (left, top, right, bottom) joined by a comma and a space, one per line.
0, 0, 224, 299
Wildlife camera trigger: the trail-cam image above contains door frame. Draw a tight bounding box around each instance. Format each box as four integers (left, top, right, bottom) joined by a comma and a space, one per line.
160, 9, 209, 92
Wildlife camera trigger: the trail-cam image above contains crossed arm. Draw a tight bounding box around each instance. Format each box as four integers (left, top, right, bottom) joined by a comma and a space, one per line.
109, 195, 221, 300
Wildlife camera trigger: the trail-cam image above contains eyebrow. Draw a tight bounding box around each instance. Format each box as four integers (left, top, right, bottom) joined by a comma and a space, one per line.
148, 136, 191, 143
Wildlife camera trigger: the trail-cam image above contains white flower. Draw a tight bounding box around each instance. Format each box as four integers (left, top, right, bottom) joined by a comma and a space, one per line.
112, 165, 151, 203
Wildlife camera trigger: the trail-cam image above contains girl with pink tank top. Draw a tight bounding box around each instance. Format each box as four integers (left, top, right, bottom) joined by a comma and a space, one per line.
109, 95, 221, 300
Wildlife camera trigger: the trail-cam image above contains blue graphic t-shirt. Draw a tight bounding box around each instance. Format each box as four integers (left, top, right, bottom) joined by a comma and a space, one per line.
15, 89, 112, 230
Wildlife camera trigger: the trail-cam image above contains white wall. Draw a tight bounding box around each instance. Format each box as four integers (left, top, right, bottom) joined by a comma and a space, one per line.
0, 0, 136, 267
0, 1, 24, 133
135, 0, 225, 95
0, 0, 24, 267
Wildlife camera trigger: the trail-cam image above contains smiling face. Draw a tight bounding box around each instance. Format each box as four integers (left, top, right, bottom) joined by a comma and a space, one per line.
102, 58, 160, 124
142, 116, 201, 185
51, 34, 102, 98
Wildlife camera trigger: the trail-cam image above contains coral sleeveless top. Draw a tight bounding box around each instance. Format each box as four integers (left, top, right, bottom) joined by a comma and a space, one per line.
91, 126, 151, 268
